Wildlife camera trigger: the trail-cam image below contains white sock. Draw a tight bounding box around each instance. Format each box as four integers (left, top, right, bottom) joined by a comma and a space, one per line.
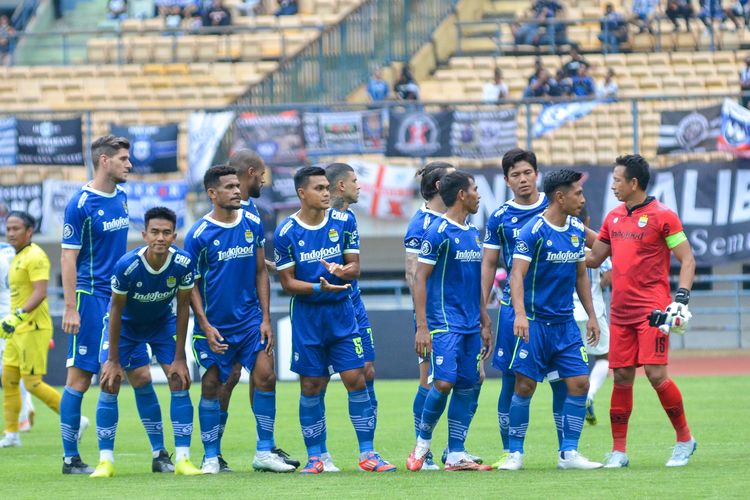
175, 446, 190, 461
415, 437, 431, 455
446, 451, 466, 464
152, 450, 162, 458
5, 432, 19, 439
588, 359, 609, 400
100, 449, 114, 463
204, 457, 218, 465
321, 451, 331, 460
256, 450, 271, 458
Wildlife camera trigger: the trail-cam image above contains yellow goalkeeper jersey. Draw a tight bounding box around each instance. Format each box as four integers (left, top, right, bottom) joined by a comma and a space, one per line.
8, 243, 52, 334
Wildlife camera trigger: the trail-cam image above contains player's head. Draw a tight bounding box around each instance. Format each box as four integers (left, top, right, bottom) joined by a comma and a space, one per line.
5, 211, 35, 251
294, 166, 329, 210
502, 148, 538, 198
417, 161, 455, 202
612, 154, 650, 202
143, 207, 177, 256
204, 164, 241, 211
543, 169, 585, 217
92, 135, 131, 184
229, 149, 266, 200
440, 171, 480, 214
325, 162, 359, 205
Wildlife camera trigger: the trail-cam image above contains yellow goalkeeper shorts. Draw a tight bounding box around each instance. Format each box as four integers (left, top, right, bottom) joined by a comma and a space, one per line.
2, 329, 53, 375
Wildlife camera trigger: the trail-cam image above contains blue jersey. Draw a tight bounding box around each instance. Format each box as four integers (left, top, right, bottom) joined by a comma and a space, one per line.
184, 210, 265, 341
418, 216, 482, 335
404, 204, 443, 254
513, 214, 585, 323
241, 198, 261, 218
274, 208, 359, 304
62, 184, 129, 297
483, 194, 547, 304
110, 245, 194, 335
345, 209, 367, 321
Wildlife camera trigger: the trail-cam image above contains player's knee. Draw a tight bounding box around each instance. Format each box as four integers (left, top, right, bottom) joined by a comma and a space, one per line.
21, 374, 42, 390
514, 378, 536, 397
1, 366, 20, 387
65, 369, 92, 392
254, 369, 276, 392
364, 362, 376, 381
433, 379, 454, 394
568, 377, 589, 396
612, 367, 635, 386
201, 370, 222, 398
300, 377, 325, 396
644, 366, 668, 387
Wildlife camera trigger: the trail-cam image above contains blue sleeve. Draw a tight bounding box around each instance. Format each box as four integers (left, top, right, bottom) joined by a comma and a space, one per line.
344, 213, 360, 254
61, 193, 86, 249
183, 230, 205, 280
178, 255, 195, 290
256, 219, 266, 248
273, 222, 296, 271
417, 223, 444, 266
110, 257, 131, 295
513, 221, 540, 263
483, 211, 502, 249
404, 217, 422, 253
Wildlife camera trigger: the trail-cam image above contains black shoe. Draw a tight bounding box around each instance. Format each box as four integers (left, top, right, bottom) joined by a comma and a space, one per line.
152, 449, 175, 473
218, 454, 233, 472
62, 456, 95, 475
272, 447, 300, 469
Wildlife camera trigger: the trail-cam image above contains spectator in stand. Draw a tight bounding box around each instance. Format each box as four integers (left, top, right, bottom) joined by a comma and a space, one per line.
527, 58, 544, 84
562, 47, 589, 78
367, 68, 389, 102
725, 0, 750, 31
395, 65, 420, 101
237, 0, 263, 16
275, 0, 298, 16
482, 67, 509, 103
203, 0, 231, 27
699, 0, 725, 32
524, 68, 554, 97
740, 56, 750, 108
513, 0, 565, 46
0, 15, 15, 66
666, 0, 695, 31
599, 3, 628, 53
571, 65, 595, 97
163, 5, 184, 28
596, 68, 619, 100
107, 0, 129, 20
629, 0, 658, 34
549, 68, 571, 96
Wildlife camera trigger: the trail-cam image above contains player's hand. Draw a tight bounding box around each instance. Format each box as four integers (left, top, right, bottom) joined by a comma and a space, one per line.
100, 359, 122, 393
62, 306, 80, 335
168, 359, 191, 390
205, 324, 228, 354
259, 319, 274, 354
319, 258, 354, 279
1, 312, 23, 337
586, 316, 600, 346
664, 302, 692, 335
415, 325, 431, 358
264, 259, 277, 275
513, 315, 530, 343
480, 321, 493, 361
319, 276, 351, 293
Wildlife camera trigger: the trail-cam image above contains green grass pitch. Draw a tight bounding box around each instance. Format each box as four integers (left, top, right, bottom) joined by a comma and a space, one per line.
1, 376, 748, 499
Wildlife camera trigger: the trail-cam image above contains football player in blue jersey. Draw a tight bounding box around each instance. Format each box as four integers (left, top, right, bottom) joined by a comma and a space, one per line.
406, 171, 493, 472
499, 169, 602, 471
60, 136, 131, 475
274, 166, 395, 474
90, 207, 202, 478
184, 165, 294, 474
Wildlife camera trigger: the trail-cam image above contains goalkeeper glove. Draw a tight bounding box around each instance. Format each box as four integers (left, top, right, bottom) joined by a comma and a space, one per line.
661, 302, 692, 335
1, 308, 28, 337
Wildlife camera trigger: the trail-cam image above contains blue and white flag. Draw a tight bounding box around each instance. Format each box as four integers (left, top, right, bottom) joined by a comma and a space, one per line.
718, 98, 750, 158
121, 181, 190, 230
0, 117, 16, 166
188, 111, 235, 185
110, 123, 178, 174
533, 100, 601, 138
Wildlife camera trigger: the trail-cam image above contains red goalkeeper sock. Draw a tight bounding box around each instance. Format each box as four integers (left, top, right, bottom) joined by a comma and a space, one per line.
610, 383, 633, 453
655, 378, 691, 442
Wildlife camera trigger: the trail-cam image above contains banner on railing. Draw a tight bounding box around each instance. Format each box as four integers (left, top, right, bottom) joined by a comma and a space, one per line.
657, 105, 721, 155
40, 180, 82, 236
718, 98, 750, 158
349, 161, 417, 219
386, 110, 453, 157
450, 109, 517, 159
0, 117, 16, 166
232, 111, 306, 166
110, 123, 179, 174
16, 117, 83, 165
303, 110, 386, 155
269, 166, 300, 210
188, 111, 236, 186
122, 181, 189, 230
0, 184, 43, 235
533, 100, 601, 138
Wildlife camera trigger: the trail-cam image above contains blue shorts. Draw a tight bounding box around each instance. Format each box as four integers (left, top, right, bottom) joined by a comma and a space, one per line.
430, 331, 481, 388
99, 314, 176, 370
290, 298, 364, 377
192, 328, 262, 383
492, 303, 516, 373
66, 292, 108, 373
509, 319, 589, 383
353, 295, 375, 363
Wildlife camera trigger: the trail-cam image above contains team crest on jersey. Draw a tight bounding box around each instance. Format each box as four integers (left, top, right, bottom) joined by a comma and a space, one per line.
571, 235, 579, 247
547, 240, 552, 246
435, 356, 443, 366
454, 238, 459, 244
516, 240, 529, 253
213, 240, 220, 246
638, 215, 648, 228
328, 229, 340, 243
299, 240, 305, 247
511, 216, 518, 223
166, 276, 177, 288
475, 236, 481, 246
519, 349, 528, 359
98, 209, 104, 216
63, 223, 74, 239
136, 281, 143, 288
78, 345, 88, 355
245, 230, 254, 244
613, 217, 619, 223
111, 276, 120, 289
420, 240, 432, 255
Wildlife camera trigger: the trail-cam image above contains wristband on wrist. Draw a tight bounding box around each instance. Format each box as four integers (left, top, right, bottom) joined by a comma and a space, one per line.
312, 283, 322, 293
675, 287, 690, 305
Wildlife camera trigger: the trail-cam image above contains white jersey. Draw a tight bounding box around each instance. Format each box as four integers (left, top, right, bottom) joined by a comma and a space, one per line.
573, 250, 611, 322
0, 243, 16, 316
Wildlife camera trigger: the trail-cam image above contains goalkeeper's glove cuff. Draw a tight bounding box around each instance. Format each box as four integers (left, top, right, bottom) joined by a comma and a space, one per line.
14, 308, 28, 321
675, 288, 690, 305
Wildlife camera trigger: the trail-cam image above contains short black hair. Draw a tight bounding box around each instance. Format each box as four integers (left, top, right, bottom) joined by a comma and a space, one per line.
144, 206, 176, 230
91, 135, 130, 168
294, 166, 327, 191
229, 149, 265, 177
614, 154, 650, 191
502, 148, 538, 177
439, 171, 474, 207
543, 169, 583, 199
203, 164, 237, 191
417, 161, 453, 201
325, 162, 355, 187
6, 210, 35, 230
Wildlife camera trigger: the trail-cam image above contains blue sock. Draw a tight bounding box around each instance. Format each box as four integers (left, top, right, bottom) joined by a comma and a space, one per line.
469, 382, 481, 420
134, 383, 164, 453
96, 392, 118, 452
60, 386, 83, 457
170, 390, 193, 449
447, 386, 474, 453
413, 385, 430, 439
217, 410, 228, 455
348, 389, 375, 454
199, 397, 220, 459
560, 394, 587, 452
498, 372, 515, 450
366, 379, 378, 431
299, 394, 324, 457
418, 387, 449, 441
550, 380, 567, 450
319, 390, 328, 454
508, 393, 531, 454
253, 390, 276, 452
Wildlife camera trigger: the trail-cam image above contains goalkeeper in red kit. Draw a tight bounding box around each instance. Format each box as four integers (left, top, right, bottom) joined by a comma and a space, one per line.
587, 155, 697, 468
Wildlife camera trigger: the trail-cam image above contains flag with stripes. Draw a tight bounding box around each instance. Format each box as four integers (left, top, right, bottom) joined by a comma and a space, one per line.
657, 105, 721, 155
